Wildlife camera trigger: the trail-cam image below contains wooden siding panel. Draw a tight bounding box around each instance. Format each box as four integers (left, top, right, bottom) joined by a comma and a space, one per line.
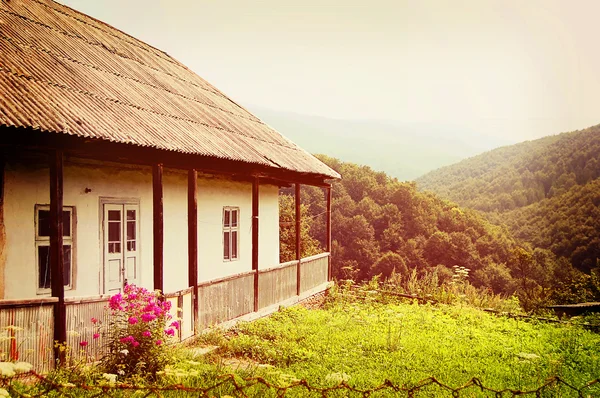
300, 253, 329, 293
197, 273, 254, 328
258, 262, 297, 309
65, 298, 110, 363
0, 304, 55, 372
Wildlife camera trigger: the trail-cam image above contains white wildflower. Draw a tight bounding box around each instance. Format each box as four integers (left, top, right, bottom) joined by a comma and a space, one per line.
0, 363, 15, 377
119, 349, 129, 356
12, 362, 32, 374
102, 373, 117, 384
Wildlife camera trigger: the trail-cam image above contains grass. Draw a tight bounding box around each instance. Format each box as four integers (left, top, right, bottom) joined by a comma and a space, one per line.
5, 287, 600, 397
189, 289, 600, 396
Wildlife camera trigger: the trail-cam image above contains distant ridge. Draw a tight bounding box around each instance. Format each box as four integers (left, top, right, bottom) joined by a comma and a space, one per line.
416, 125, 600, 212
249, 106, 512, 181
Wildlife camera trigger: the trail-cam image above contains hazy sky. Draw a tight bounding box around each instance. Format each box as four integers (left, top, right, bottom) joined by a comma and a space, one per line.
58, 0, 600, 142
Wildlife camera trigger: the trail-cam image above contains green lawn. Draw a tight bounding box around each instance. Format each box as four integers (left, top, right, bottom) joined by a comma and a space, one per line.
184, 292, 600, 396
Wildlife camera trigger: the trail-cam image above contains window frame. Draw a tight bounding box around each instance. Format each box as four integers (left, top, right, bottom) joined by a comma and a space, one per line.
223, 206, 240, 261
35, 204, 76, 294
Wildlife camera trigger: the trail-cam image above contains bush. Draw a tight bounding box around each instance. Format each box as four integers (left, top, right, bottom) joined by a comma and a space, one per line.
90, 284, 177, 380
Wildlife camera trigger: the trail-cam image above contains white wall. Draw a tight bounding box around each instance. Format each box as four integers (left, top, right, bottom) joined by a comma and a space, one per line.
4, 157, 154, 299
2, 156, 280, 299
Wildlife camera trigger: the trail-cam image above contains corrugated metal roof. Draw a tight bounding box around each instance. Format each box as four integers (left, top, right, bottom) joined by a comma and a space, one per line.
0, 0, 340, 180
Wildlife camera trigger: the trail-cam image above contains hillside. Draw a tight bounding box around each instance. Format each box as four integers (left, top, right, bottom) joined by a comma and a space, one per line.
250, 107, 510, 180
416, 125, 600, 277
416, 125, 600, 212
281, 156, 599, 309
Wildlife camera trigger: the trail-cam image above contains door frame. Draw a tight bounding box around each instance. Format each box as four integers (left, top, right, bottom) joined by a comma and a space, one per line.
99, 197, 141, 294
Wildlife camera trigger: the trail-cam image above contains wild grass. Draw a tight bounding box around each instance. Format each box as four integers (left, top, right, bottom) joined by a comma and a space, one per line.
5, 286, 600, 397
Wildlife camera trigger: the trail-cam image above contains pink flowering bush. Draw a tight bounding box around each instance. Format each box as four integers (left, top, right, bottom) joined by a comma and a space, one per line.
90, 284, 177, 379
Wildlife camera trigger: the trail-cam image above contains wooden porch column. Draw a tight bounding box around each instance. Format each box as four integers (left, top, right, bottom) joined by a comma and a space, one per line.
326, 185, 332, 281
252, 177, 259, 312
49, 149, 66, 364
295, 183, 301, 295
153, 163, 164, 292
187, 169, 198, 333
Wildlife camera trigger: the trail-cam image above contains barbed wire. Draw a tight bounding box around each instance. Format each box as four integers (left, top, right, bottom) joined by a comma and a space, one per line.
0, 371, 598, 397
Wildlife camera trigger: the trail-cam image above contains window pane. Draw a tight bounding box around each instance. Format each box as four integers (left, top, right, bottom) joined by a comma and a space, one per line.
63, 245, 71, 286
109, 242, 121, 254
38, 245, 51, 289
62, 211, 71, 237
127, 210, 136, 221
108, 221, 121, 242
38, 210, 50, 237
224, 231, 230, 260
127, 241, 136, 251
38, 245, 71, 289
231, 231, 238, 259
127, 221, 136, 240
224, 210, 230, 228
37, 209, 71, 237
232, 210, 238, 227
108, 210, 120, 221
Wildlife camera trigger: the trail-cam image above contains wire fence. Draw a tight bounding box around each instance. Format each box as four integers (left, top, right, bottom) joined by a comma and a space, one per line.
0, 371, 598, 397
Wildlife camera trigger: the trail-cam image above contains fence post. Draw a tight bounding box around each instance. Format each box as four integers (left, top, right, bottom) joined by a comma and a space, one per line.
295, 183, 301, 295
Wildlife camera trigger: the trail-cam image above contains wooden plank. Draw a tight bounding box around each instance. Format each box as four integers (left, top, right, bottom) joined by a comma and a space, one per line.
187, 169, 198, 333
300, 253, 329, 293
0, 304, 55, 372
197, 273, 254, 328
326, 185, 332, 281
295, 183, 301, 295
258, 262, 297, 309
49, 149, 66, 364
153, 163, 164, 292
252, 177, 259, 312
65, 298, 110, 363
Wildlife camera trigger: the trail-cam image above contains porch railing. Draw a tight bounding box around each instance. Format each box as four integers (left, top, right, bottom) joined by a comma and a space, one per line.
0, 252, 330, 372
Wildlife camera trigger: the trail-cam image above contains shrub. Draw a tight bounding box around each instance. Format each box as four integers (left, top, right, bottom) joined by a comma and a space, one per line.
90, 284, 177, 380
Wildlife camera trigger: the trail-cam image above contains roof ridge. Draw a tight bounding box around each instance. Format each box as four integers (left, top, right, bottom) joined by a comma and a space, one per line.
0, 65, 299, 150
0, 32, 263, 125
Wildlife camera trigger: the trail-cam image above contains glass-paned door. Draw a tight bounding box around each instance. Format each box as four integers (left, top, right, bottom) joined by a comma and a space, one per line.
103, 204, 140, 294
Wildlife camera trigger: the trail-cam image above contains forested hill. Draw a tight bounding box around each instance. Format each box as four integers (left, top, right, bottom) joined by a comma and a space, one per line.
281, 155, 600, 310
416, 125, 600, 212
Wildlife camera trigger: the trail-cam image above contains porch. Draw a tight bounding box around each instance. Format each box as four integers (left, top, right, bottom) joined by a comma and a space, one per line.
0, 252, 330, 372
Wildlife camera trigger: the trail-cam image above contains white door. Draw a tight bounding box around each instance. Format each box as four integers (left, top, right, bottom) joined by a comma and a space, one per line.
103, 204, 140, 294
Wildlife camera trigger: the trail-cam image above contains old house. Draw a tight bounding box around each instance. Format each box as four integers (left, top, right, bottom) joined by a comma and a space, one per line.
0, 0, 339, 369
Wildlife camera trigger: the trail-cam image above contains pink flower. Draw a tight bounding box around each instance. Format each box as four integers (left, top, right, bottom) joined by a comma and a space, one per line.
132, 341, 140, 348
120, 335, 135, 344
80, 341, 88, 347
109, 293, 123, 311
155, 340, 162, 346
141, 313, 156, 322
142, 330, 152, 338
170, 321, 180, 330
164, 328, 175, 336
93, 333, 100, 339
128, 316, 138, 325
91, 317, 98, 324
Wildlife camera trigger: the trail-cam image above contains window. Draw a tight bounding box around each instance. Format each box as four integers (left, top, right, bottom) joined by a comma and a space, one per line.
223, 207, 239, 261
35, 205, 74, 293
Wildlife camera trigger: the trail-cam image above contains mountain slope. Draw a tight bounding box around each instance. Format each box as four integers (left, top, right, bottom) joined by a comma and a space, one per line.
416, 125, 600, 212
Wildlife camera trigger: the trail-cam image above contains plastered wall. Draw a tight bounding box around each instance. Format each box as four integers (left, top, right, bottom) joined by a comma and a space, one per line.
1, 155, 280, 299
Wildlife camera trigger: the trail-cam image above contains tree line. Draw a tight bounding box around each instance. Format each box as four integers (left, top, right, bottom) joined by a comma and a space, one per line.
280, 155, 600, 311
